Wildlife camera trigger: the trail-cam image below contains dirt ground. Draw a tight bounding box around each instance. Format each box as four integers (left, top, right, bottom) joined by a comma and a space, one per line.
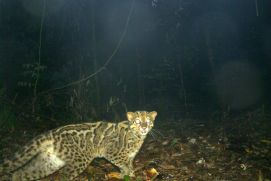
1, 112, 270, 181
85, 119, 271, 181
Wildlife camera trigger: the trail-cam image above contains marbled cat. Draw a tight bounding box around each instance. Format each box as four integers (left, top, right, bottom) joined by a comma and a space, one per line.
0, 111, 157, 181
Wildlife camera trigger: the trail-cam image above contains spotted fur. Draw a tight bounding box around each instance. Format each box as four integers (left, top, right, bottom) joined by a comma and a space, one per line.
0, 111, 157, 181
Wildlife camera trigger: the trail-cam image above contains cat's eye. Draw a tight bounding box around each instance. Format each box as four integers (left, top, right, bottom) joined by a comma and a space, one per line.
135, 119, 140, 124
1, 110, 157, 180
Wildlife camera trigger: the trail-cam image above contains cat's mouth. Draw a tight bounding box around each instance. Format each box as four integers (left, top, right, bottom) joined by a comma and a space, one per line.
140, 128, 149, 135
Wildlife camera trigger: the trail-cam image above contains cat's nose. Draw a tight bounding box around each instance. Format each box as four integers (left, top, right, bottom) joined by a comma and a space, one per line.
141, 122, 148, 128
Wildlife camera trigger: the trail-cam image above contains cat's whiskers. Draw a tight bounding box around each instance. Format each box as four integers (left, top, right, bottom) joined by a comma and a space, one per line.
151, 128, 164, 138
0, 111, 158, 180
148, 131, 157, 140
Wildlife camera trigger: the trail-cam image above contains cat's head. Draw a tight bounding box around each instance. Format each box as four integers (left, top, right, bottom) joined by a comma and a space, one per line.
127, 111, 157, 136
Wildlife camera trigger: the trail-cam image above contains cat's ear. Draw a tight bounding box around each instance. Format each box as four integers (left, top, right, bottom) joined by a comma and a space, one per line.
149, 111, 157, 120
127, 112, 134, 121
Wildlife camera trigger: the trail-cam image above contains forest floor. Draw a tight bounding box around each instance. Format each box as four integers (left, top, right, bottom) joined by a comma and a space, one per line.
0, 109, 270, 181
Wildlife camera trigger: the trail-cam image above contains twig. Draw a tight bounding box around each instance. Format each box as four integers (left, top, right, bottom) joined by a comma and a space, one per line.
255, 0, 259, 16
39, 0, 135, 96
32, 0, 46, 112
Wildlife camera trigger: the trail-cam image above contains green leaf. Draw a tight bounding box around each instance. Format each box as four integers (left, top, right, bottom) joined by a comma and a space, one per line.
124, 175, 130, 181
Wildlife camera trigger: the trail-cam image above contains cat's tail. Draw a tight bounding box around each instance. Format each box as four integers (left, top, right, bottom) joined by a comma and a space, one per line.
0, 141, 40, 175
0, 132, 53, 175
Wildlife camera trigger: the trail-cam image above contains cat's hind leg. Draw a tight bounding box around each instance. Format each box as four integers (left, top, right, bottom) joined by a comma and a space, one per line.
12, 149, 65, 181
57, 156, 92, 181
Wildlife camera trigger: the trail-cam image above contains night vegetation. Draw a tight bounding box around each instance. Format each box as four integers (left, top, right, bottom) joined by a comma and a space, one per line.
0, 0, 271, 180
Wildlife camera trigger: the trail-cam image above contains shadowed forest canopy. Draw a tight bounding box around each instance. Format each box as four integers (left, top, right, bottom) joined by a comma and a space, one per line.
1, 0, 271, 180
0, 0, 270, 127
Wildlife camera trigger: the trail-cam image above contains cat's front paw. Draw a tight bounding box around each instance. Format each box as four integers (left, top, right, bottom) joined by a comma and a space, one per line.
129, 171, 135, 177
117, 168, 135, 178
121, 171, 135, 178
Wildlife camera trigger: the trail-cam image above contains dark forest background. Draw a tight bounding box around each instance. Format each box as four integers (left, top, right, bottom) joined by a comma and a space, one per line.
0, 0, 271, 130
